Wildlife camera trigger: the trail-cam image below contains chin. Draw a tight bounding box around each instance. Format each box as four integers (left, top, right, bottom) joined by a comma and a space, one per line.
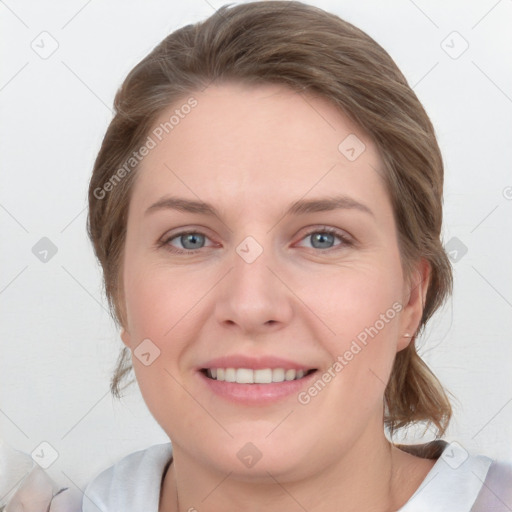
196, 432, 313, 480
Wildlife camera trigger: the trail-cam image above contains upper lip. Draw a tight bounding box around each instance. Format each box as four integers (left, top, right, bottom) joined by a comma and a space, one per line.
199, 355, 316, 371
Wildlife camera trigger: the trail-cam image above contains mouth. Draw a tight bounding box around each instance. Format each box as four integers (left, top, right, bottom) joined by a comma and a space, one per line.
200, 367, 317, 384
197, 355, 320, 404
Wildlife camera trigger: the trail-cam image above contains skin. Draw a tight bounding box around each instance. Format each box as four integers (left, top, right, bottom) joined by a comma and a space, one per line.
119, 82, 435, 512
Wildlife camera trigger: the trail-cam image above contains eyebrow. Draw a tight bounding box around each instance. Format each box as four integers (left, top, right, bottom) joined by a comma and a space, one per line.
144, 194, 374, 219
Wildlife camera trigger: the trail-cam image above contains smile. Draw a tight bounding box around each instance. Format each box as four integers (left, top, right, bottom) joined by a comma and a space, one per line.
203, 368, 316, 384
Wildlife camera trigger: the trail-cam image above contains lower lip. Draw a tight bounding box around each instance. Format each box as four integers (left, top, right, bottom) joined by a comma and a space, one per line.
197, 370, 318, 405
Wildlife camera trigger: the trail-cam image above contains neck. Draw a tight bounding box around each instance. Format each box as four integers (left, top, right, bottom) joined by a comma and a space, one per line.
160, 421, 434, 512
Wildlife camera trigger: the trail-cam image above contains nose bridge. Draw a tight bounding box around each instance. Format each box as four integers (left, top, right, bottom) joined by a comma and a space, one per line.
234, 234, 272, 292
231, 233, 276, 306
214, 233, 292, 331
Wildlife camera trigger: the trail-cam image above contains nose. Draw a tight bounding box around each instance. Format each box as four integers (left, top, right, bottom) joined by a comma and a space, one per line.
213, 238, 294, 335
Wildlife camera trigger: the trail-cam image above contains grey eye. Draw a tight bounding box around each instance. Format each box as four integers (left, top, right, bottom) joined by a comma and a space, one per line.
179, 233, 206, 250
309, 232, 335, 249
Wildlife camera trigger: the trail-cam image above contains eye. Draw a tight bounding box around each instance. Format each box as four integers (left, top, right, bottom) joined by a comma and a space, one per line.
159, 231, 214, 254
296, 227, 353, 251
158, 226, 353, 255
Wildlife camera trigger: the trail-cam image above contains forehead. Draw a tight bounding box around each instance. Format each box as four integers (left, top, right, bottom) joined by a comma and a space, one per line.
129, 81, 388, 218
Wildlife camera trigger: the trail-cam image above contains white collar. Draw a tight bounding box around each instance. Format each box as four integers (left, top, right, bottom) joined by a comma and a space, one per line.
397, 441, 493, 511
84, 441, 493, 511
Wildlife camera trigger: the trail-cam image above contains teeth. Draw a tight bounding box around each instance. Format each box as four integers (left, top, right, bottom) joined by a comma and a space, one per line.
236, 368, 254, 384
225, 368, 236, 382
285, 369, 296, 381
254, 368, 272, 383
272, 368, 285, 382
205, 367, 311, 384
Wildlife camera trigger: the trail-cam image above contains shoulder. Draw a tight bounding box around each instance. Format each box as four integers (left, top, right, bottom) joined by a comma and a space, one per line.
398, 440, 512, 511
472, 458, 512, 511
82, 443, 173, 512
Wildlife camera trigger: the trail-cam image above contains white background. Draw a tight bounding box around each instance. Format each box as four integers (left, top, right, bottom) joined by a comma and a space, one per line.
1, 0, 511, 494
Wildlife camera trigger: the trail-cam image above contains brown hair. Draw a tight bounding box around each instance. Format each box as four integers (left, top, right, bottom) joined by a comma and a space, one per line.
87, 1, 453, 437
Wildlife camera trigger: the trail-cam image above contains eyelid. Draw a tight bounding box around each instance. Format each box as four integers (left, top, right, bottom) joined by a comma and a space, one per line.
158, 225, 354, 254
294, 225, 354, 249
158, 228, 217, 253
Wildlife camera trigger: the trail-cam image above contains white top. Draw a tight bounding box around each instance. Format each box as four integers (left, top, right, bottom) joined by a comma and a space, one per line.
82, 441, 512, 511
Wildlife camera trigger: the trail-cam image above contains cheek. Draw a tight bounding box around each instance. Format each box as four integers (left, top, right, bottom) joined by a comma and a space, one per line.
123, 258, 205, 341
122, 260, 211, 411
131, 359, 197, 438
123, 262, 199, 424
313, 260, 402, 340
308, 261, 403, 394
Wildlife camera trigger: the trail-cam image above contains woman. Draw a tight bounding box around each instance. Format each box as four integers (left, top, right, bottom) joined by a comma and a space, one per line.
82, 1, 512, 511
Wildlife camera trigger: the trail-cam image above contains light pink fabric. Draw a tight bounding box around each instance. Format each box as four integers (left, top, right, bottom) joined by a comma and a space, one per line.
0, 440, 81, 512
4, 467, 81, 512
470, 460, 512, 511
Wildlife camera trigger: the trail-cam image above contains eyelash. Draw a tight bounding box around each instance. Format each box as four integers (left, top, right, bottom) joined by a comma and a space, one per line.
158, 227, 354, 255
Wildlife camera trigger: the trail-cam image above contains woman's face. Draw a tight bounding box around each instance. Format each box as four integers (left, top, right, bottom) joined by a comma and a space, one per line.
120, 82, 427, 479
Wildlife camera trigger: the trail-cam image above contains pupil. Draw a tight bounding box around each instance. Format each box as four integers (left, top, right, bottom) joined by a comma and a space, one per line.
312, 232, 333, 249
179, 232, 334, 250
182, 233, 204, 249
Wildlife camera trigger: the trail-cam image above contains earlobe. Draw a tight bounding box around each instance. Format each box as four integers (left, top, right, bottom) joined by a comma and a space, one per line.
397, 259, 431, 351
397, 331, 415, 351
120, 327, 132, 348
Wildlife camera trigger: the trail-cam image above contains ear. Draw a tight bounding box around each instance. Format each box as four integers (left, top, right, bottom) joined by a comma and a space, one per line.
116, 280, 132, 348
120, 326, 132, 348
397, 258, 431, 351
